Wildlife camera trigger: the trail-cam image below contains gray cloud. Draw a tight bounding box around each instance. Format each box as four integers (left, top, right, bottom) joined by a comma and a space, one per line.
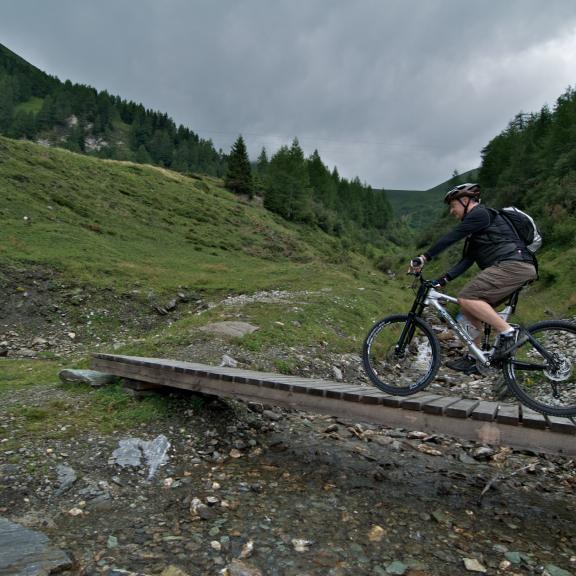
2, 0, 576, 188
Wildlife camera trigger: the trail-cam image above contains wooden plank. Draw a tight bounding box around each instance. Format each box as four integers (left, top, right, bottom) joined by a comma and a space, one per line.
520, 406, 548, 430
496, 403, 520, 426
401, 394, 442, 411
444, 398, 480, 418
90, 354, 576, 457
471, 401, 499, 422
547, 415, 576, 435
349, 388, 388, 405
422, 396, 462, 416
378, 394, 404, 407
325, 386, 372, 401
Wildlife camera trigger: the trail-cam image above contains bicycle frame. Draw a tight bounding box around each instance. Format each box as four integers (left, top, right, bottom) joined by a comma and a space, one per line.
405, 275, 515, 368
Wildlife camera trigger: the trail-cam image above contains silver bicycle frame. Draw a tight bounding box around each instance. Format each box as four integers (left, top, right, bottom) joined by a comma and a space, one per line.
424, 288, 513, 366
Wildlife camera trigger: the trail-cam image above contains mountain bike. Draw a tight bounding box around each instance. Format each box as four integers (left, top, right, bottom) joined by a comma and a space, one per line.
362, 272, 576, 417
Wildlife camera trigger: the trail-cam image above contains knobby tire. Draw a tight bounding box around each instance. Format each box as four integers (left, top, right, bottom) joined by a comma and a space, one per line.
362, 314, 441, 396
503, 319, 576, 417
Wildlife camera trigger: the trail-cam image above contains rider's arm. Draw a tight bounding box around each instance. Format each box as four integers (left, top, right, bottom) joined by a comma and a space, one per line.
423, 208, 491, 261
445, 255, 475, 281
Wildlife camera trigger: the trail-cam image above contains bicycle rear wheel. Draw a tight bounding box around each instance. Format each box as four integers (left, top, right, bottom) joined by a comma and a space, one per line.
503, 320, 576, 416
362, 314, 441, 396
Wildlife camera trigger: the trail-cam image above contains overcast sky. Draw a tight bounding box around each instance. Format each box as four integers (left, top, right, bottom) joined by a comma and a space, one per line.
2, 0, 576, 189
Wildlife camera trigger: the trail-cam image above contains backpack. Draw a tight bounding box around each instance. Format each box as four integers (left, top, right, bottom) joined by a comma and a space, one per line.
498, 207, 542, 254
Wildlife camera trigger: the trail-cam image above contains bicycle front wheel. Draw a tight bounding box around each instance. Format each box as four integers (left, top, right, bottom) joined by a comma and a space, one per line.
503, 320, 576, 417
362, 314, 441, 396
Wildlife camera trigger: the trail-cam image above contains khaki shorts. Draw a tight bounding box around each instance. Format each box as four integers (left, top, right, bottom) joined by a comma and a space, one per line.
458, 261, 537, 306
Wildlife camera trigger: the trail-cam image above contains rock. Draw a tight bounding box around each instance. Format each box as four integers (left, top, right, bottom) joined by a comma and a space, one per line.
165, 299, 177, 311
291, 539, 312, 552
459, 452, 479, 464
463, 558, 487, 572
368, 525, 385, 542
473, 447, 495, 461
240, 540, 254, 559
18, 348, 36, 358
110, 435, 171, 479
190, 498, 215, 520
431, 510, 452, 525
220, 354, 238, 368
55, 464, 77, 495
161, 566, 190, 576
223, 559, 263, 576
385, 561, 408, 575
332, 366, 343, 381
504, 551, 522, 565
373, 435, 393, 447
59, 369, 117, 387
0, 517, 72, 575
390, 440, 404, 452
262, 410, 282, 421
417, 444, 443, 456
407, 431, 428, 439
543, 565, 573, 576
199, 321, 259, 338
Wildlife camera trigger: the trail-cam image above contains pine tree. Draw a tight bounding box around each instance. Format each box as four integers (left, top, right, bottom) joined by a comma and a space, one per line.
0, 76, 14, 130
264, 139, 314, 222
225, 135, 254, 197
256, 147, 269, 174
135, 145, 152, 164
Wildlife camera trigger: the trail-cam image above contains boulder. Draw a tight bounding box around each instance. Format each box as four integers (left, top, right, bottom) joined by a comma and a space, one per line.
0, 517, 72, 575
200, 321, 259, 338
59, 369, 117, 387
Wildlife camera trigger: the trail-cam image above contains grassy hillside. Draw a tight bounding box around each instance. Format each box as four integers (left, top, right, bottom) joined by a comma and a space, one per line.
0, 135, 412, 360
0, 137, 364, 290
0, 135, 572, 378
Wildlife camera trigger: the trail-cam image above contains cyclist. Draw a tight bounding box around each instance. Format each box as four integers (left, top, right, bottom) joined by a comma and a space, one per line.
410, 183, 537, 374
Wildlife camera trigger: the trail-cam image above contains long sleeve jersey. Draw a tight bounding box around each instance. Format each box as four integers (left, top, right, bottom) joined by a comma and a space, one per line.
423, 205, 531, 280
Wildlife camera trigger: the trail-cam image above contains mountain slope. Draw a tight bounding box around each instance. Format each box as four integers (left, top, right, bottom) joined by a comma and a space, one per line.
385, 168, 480, 228
0, 135, 413, 359
0, 136, 371, 291
0, 42, 226, 176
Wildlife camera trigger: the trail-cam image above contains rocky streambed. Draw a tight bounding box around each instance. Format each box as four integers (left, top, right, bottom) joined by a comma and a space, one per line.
1, 381, 575, 576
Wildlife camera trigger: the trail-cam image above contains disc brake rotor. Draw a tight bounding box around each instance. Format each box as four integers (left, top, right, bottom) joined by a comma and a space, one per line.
544, 355, 572, 382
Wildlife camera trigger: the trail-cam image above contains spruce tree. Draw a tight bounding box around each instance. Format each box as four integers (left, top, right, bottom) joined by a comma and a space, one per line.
225, 135, 254, 197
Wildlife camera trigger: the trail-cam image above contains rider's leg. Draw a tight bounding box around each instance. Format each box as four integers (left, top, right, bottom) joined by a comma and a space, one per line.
459, 298, 511, 333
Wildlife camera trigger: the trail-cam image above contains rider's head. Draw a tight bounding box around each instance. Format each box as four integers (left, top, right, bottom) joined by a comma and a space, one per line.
444, 183, 480, 219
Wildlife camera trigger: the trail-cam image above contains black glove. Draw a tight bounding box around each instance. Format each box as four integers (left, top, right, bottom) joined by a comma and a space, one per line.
431, 275, 449, 288
411, 256, 426, 268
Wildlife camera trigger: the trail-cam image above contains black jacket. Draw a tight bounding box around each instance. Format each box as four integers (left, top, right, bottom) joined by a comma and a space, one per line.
424, 204, 533, 280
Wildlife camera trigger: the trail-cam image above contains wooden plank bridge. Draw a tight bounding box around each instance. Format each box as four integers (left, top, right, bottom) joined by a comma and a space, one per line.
91, 353, 576, 457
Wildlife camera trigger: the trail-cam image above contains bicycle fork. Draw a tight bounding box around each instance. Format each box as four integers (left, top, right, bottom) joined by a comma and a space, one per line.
395, 315, 419, 356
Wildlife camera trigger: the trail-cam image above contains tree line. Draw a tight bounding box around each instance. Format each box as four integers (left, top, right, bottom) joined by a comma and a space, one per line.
225, 135, 392, 235
0, 43, 225, 176
479, 85, 576, 248
0, 43, 394, 240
